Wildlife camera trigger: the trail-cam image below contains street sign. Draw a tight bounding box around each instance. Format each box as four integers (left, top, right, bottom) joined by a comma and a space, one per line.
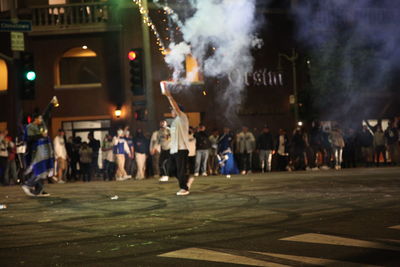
0, 20, 32, 32
11, 32, 24, 51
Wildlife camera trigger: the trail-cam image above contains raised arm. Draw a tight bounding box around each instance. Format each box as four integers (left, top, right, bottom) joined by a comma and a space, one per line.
160, 81, 184, 115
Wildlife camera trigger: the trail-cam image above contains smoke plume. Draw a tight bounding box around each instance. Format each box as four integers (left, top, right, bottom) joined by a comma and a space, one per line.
162, 0, 261, 109
293, 0, 400, 121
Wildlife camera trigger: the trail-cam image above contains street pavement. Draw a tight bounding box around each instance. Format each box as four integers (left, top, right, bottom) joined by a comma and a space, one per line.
0, 167, 400, 266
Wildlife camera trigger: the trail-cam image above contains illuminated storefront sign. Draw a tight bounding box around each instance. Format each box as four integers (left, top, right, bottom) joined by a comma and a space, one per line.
229, 68, 284, 88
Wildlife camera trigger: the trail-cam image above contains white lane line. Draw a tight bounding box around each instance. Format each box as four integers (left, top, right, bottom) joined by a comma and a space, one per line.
389, 225, 400, 230
281, 233, 400, 251
253, 251, 381, 267
159, 247, 289, 267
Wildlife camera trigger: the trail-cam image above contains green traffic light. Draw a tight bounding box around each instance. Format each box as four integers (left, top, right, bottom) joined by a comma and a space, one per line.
26, 71, 36, 81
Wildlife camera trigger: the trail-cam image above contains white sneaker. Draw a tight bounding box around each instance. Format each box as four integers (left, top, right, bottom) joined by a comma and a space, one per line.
124, 175, 132, 179
187, 177, 194, 189
226, 174, 231, 179
321, 165, 330, 170
201, 172, 207, 176
116, 176, 129, 181
21, 185, 36, 196
176, 189, 190, 196
194, 173, 199, 177
241, 170, 246, 175
57, 180, 65, 184
159, 176, 169, 182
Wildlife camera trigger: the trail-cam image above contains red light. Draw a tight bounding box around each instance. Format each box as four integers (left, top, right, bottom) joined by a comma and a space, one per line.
27, 116, 32, 124
128, 51, 137, 61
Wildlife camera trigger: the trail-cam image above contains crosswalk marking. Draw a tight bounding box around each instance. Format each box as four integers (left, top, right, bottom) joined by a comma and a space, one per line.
281, 233, 400, 251
159, 247, 289, 267
159, 228, 400, 266
253, 251, 381, 267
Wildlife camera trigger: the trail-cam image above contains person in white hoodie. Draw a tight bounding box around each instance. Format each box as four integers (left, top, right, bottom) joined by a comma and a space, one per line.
161, 81, 191, 196
113, 128, 132, 181
53, 129, 68, 183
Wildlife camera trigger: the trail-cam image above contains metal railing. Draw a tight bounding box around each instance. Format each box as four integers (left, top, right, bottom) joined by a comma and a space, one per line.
31, 2, 116, 27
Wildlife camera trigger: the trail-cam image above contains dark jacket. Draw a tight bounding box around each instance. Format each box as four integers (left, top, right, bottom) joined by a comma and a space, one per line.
385, 127, 399, 145
257, 132, 274, 150
358, 129, 373, 147
194, 131, 210, 150
133, 134, 149, 154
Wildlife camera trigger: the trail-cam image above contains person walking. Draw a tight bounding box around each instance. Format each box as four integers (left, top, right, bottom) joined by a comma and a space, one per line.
123, 127, 135, 176
358, 125, 374, 167
275, 128, 289, 171
194, 124, 210, 177
4, 135, 18, 185
113, 128, 132, 181
150, 125, 161, 179
102, 134, 115, 181
21, 97, 58, 196
218, 127, 239, 178
88, 132, 100, 178
256, 125, 274, 172
79, 142, 93, 182
330, 125, 345, 170
208, 129, 220, 175
187, 127, 197, 180
53, 129, 68, 183
236, 126, 255, 175
156, 120, 172, 182
0, 130, 10, 185
133, 128, 149, 180
373, 125, 386, 167
385, 120, 399, 166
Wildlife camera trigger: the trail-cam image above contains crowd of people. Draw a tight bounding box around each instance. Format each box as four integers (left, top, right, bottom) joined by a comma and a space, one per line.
1, 117, 399, 188
2, 85, 397, 197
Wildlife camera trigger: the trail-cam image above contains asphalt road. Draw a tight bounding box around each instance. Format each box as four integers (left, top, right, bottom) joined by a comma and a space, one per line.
1, 167, 400, 266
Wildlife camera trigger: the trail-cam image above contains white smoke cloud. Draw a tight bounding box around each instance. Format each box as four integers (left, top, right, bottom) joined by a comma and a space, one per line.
293, 0, 400, 121
164, 0, 261, 107
164, 42, 191, 81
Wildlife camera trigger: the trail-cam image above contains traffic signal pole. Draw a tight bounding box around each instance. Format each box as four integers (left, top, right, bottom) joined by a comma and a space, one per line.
140, 0, 155, 130
8, 0, 22, 137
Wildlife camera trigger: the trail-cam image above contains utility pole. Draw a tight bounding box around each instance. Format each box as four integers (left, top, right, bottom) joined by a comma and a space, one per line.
140, 0, 155, 130
9, 0, 22, 137
279, 48, 299, 124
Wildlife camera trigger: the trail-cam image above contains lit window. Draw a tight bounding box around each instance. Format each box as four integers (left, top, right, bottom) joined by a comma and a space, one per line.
57, 47, 101, 86
185, 54, 203, 82
0, 59, 7, 91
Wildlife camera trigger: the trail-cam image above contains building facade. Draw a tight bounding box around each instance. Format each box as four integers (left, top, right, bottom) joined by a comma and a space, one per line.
1, 0, 397, 141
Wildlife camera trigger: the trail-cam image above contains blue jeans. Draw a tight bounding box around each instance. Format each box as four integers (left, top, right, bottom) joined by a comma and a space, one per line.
195, 149, 209, 174
103, 160, 115, 180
